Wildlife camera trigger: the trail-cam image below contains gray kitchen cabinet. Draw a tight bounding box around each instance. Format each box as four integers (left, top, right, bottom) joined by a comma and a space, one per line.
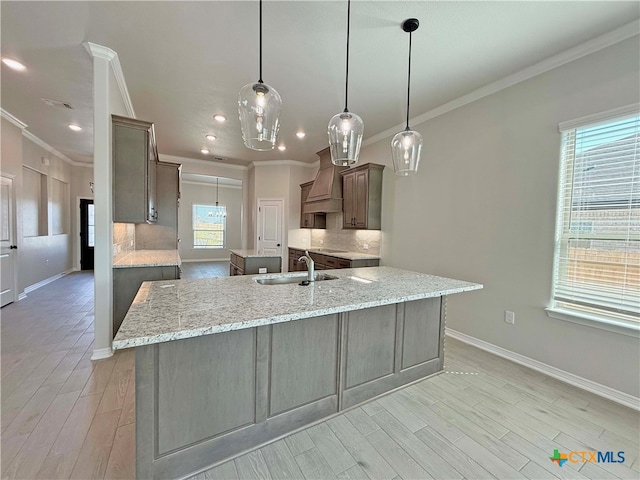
230, 253, 281, 276
300, 181, 326, 229
113, 266, 179, 337
112, 115, 158, 224
341, 163, 384, 230
156, 162, 180, 246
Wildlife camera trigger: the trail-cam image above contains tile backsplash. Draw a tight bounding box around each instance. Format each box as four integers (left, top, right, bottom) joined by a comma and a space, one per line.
135, 224, 178, 250
113, 223, 135, 255
310, 213, 381, 256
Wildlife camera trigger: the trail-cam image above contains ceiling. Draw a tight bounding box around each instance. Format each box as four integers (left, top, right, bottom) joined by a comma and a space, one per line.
2, 1, 638, 167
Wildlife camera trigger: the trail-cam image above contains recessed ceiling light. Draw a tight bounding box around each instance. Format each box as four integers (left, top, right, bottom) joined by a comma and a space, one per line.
278, 145, 286, 151
201, 149, 210, 155
296, 132, 306, 139
213, 114, 226, 123
205, 134, 217, 141
2, 57, 26, 71
68, 124, 82, 131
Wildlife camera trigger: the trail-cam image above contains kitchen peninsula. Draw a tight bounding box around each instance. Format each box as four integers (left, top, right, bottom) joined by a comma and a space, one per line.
113, 267, 482, 479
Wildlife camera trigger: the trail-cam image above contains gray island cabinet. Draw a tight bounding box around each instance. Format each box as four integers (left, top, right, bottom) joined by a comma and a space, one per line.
112, 267, 482, 480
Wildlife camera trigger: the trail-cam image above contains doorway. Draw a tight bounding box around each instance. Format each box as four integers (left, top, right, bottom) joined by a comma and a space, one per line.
1, 175, 17, 307
80, 198, 95, 270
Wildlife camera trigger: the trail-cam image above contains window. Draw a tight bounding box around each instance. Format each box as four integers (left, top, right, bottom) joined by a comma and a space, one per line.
193, 204, 226, 248
551, 107, 639, 325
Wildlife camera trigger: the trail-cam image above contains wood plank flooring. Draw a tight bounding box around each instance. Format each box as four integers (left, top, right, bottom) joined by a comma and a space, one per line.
2, 272, 638, 479
180, 261, 230, 279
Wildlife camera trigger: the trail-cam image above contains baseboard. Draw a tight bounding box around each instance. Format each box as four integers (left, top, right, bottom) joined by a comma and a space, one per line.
180, 258, 228, 263
24, 269, 74, 294
18, 292, 27, 301
446, 328, 640, 411
90, 347, 113, 360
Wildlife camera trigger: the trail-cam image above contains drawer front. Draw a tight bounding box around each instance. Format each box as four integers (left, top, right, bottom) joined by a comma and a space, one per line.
324, 256, 337, 268
337, 259, 351, 269
230, 254, 245, 270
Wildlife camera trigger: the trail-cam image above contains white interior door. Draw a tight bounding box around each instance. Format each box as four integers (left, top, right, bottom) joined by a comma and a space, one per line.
257, 199, 283, 256
1, 176, 17, 307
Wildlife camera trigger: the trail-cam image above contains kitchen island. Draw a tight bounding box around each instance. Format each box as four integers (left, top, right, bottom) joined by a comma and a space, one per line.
113, 267, 482, 479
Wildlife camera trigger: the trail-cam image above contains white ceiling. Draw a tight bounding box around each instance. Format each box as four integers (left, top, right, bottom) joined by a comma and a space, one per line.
2, 1, 638, 166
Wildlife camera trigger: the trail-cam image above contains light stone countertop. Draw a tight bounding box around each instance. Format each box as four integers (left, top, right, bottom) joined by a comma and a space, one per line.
229, 249, 282, 258
113, 249, 181, 268
112, 266, 482, 350
289, 246, 381, 261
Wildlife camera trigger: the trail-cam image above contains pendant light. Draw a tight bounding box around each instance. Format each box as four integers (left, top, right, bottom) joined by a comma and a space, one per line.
391, 18, 423, 176
327, 0, 363, 166
214, 177, 227, 218
238, 0, 282, 151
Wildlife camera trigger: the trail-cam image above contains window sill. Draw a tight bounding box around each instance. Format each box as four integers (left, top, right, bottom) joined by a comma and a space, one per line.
545, 307, 639, 338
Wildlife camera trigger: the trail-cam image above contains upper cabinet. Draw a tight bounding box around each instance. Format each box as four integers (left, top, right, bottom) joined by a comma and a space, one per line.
156, 162, 181, 246
112, 115, 158, 224
341, 163, 384, 230
300, 181, 326, 229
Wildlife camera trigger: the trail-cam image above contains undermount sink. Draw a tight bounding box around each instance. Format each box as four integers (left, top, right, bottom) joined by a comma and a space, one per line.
254, 273, 339, 285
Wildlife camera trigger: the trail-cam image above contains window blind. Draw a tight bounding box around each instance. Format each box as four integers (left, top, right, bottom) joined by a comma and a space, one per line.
553, 111, 639, 321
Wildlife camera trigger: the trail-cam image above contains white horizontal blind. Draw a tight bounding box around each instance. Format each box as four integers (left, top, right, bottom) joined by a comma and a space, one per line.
553, 112, 639, 320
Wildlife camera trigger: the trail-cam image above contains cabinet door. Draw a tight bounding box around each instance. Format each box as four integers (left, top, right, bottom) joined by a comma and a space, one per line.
354, 170, 369, 228
147, 136, 157, 223
342, 172, 356, 228
113, 124, 148, 223
156, 163, 179, 235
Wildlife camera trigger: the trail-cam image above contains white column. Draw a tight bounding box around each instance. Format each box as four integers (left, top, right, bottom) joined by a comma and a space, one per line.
84, 43, 116, 360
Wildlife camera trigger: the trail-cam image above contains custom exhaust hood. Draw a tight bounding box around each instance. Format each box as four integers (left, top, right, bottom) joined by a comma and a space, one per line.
303, 147, 349, 214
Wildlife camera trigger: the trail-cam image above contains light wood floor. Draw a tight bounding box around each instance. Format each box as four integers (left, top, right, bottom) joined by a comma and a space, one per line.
2, 272, 638, 480
181, 261, 230, 279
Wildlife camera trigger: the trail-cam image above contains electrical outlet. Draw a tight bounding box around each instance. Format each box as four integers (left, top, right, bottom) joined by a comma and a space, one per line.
505, 311, 515, 325
363, 243, 369, 250
320, 239, 324, 245
130, 240, 134, 247
258, 267, 267, 274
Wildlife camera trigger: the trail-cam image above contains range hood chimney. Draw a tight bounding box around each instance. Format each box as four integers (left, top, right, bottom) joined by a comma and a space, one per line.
303, 148, 349, 214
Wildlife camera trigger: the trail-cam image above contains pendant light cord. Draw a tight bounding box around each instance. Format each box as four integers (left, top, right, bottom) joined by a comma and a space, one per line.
344, 0, 351, 113
259, 0, 263, 84
405, 30, 412, 130
216, 177, 220, 206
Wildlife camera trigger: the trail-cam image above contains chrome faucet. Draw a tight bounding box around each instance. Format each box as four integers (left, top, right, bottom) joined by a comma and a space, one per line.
298, 251, 315, 282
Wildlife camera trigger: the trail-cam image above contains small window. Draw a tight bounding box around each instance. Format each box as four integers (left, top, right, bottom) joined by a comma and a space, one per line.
552, 109, 639, 323
193, 204, 226, 248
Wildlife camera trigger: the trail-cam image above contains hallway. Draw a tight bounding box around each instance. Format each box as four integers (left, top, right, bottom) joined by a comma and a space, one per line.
1, 272, 135, 479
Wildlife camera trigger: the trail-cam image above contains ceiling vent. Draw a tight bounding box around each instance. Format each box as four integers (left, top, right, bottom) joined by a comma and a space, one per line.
213, 156, 226, 162
41, 98, 73, 109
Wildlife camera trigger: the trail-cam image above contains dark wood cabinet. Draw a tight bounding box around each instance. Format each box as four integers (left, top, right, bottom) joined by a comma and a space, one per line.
288, 248, 380, 271
341, 163, 384, 230
112, 115, 158, 224
300, 181, 326, 229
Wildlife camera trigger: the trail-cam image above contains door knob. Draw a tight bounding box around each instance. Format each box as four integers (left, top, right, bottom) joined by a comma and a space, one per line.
276, 243, 281, 247
9, 245, 17, 250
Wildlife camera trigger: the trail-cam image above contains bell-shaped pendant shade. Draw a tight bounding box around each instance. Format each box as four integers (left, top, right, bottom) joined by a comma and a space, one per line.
391, 129, 422, 176
238, 82, 282, 151
328, 111, 363, 166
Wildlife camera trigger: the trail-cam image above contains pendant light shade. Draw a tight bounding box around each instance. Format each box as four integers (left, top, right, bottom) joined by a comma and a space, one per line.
238, 0, 282, 151
328, 0, 363, 166
391, 18, 422, 176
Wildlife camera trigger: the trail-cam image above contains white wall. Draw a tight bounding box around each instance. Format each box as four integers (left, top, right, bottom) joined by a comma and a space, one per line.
179, 182, 243, 261
360, 36, 640, 397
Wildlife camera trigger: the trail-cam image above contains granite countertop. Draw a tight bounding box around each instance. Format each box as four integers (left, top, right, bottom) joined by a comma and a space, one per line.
289, 246, 381, 261
113, 249, 181, 268
229, 249, 282, 258
112, 266, 482, 349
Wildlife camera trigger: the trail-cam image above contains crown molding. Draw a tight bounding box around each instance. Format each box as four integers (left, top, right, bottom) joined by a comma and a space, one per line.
0, 108, 28, 130
182, 180, 242, 189
83, 42, 135, 118
364, 19, 640, 147
22, 130, 87, 167
251, 159, 319, 168
159, 153, 249, 171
